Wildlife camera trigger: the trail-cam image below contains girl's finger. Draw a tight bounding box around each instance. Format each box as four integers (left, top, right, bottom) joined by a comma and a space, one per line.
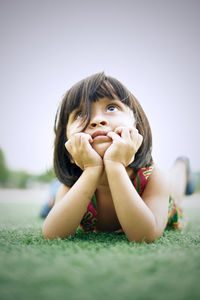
130, 128, 139, 140
115, 126, 132, 140
74, 134, 81, 149
80, 134, 93, 150
120, 127, 131, 140
65, 140, 72, 151
82, 135, 93, 151
114, 126, 125, 136
83, 133, 93, 144
107, 131, 121, 142
137, 134, 143, 148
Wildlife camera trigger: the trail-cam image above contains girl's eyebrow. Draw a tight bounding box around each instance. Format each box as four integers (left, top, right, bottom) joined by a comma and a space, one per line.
109, 95, 130, 102
109, 98, 127, 105
105, 98, 122, 103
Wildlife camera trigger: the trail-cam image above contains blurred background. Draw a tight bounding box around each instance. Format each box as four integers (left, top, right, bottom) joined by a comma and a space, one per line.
0, 0, 200, 191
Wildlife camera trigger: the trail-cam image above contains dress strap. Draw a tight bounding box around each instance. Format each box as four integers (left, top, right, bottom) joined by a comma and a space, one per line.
130, 166, 154, 195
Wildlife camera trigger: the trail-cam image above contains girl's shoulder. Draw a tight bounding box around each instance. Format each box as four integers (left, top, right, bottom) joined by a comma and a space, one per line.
136, 164, 167, 180
143, 164, 169, 193
131, 164, 168, 195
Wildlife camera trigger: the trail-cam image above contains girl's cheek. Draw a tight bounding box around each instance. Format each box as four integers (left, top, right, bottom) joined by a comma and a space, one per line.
67, 124, 83, 139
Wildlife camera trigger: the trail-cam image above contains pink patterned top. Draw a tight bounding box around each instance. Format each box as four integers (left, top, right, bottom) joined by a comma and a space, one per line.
80, 166, 154, 232
79, 165, 185, 232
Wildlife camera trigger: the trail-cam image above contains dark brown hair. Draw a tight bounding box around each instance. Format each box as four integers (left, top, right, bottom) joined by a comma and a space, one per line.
54, 72, 153, 186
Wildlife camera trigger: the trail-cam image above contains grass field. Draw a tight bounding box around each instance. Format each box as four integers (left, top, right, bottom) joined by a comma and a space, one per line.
0, 189, 200, 300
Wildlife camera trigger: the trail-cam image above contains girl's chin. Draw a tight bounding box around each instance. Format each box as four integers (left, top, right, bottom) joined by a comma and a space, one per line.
91, 142, 111, 158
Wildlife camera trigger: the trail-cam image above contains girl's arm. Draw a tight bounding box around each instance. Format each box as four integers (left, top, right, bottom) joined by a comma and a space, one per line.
104, 127, 169, 243
42, 166, 102, 239
42, 133, 103, 239
105, 162, 169, 242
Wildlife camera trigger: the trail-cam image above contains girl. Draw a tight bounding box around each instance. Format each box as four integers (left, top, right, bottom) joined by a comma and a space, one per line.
42, 72, 195, 242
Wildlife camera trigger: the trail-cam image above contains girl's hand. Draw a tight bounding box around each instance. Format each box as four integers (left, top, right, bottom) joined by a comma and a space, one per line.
65, 133, 103, 170
103, 127, 143, 167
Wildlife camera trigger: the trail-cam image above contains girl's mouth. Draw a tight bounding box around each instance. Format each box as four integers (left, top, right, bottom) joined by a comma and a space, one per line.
93, 135, 110, 141
92, 130, 108, 138
91, 131, 111, 142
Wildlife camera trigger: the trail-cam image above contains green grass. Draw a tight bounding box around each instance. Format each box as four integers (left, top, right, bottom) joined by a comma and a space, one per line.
0, 198, 200, 300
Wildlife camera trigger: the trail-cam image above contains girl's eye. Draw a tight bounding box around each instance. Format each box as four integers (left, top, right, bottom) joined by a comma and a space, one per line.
74, 110, 83, 119
107, 105, 119, 112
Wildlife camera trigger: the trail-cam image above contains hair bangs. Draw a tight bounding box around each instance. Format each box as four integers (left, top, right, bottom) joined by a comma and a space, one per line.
64, 73, 118, 129
106, 76, 134, 109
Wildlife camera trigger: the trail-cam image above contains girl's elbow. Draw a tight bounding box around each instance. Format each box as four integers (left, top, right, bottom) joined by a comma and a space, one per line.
42, 222, 60, 240
144, 223, 164, 243
128, 234, 157, 243
42, 223, 75, 240
140, 216, 165, 243
127, 223, 160, 243
42, 225, 55, 240
128, 234, 158, 243
42, 229, 64, 240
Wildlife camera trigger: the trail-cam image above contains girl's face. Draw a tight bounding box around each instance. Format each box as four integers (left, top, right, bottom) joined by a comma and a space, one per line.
66, 97, 136, 157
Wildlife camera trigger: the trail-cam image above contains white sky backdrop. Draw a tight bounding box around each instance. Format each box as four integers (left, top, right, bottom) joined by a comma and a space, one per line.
0, 0, 200, 174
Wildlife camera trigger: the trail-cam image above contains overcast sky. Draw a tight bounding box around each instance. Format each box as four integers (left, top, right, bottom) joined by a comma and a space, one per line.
0, 0, 199, 174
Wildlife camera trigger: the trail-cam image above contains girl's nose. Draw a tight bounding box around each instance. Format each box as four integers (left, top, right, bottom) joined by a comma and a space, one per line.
89, 115, 108, 128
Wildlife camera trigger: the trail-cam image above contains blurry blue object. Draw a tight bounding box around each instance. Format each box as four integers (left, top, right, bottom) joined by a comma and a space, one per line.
176, 156, 195, 195
185, 179, 195, 195
39, 179, 61, 218
40, 202, 52, 218
49, 179, 61, 199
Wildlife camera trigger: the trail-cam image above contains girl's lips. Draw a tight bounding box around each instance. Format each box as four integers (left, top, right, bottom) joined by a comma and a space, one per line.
91, 131, 111, 142
91, 131, 108, 139
93, 135, 110, 141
